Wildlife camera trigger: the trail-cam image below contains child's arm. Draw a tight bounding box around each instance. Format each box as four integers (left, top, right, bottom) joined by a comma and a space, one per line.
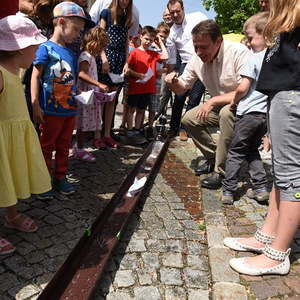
78, 60, 109, 92
230, 76, 253, 110
31, 65, 44, 124
126, 67, 145, 80
99, 17, 109, 74
157, 36, 168, 60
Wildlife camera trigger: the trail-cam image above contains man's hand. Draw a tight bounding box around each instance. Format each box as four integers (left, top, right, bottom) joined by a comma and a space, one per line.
165, 71, 178, 85
196, 100, 214, 122
98, 82, 109, 93
229, 99, 238, 111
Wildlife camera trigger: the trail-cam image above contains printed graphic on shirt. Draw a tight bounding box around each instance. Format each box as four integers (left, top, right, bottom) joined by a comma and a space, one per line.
50, 59, 76, 110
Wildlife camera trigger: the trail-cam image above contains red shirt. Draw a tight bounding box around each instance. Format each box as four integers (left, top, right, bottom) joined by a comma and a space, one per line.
0, 0, 18, 18
127, 48, 161, 95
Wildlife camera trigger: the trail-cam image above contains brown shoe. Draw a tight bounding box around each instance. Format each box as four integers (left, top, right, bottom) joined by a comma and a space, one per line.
179, 129, 188, 141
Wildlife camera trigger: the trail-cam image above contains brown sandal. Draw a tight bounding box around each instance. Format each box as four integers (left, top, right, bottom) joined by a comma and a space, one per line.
4, 214, 38, 233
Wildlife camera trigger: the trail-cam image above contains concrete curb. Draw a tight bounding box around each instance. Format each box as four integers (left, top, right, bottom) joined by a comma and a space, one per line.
202, 187, 248, 300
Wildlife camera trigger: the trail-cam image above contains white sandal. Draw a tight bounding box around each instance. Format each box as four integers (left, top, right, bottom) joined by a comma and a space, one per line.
223, 229, 275, 253
229, 245, 291, 275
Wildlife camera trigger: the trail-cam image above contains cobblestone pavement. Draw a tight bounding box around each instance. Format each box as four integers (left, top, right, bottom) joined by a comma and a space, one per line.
1, 104, 300, 300
93, 141, 210, 300
0, 144, 145, 300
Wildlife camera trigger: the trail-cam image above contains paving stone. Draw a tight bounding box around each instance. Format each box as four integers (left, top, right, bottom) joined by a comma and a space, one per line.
113, 270, 135, 288
165, 240, 184, 252
134, 286, 162, 300
205, 214, 227, 227
187, 255, 209, 270
160, 268, 183, 286
183, 268, 208, 289
15, 241, 36, 256
212, 282, 247, 300
132, 230, 148, 239
162, 253, 183, 268
163, 220, 183, 231
173, 210, 191, 220
4, 255, 27, 273
209, 248, 239, 283
170, 203, 186, 210
127, 239, 146, 252
146, 239, 166, 252
185, 229, 205, 241
206, 225, 229, 248
0, 273, 19, 292
181, 220, 200, 230
187, 241, 206, 255
166, 230, 185, 239
165, 287, 186, 300
137, 268, 157, 285
118, 253, 139, 270
148, 229, 167, 240
284, 277, 300, 294
45, 244, 69, 258
142, 253, 160, 268
43, 215, 64, 225
249, 281, 278, 299
188, 289, 210, 300
106, 292, 132, 300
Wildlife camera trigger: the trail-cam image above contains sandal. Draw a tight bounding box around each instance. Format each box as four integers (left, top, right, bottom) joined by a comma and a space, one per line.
0, 237, 16, 255
93, 138, 107, 150
4, 214, 38, 233
73, 149, 96, 162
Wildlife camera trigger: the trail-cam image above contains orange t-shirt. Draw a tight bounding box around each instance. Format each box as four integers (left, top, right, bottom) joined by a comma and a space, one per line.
127, 48, 161, 95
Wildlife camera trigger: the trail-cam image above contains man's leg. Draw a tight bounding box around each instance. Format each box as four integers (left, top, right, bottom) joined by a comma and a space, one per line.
202, 104, 235, 189
182, 105, 219, 174
215, 104, 235, 175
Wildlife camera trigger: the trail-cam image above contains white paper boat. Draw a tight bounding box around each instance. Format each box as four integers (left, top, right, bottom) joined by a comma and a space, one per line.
126, 177, 147, 197
108, 72, 125, 83
74, 90, 94, 105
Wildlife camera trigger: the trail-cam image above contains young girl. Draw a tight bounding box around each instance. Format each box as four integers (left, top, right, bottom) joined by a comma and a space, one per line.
74, 26, 110, 161
98, 0, 133, 148
224, 0, 300, 276
0, 15, 51, 255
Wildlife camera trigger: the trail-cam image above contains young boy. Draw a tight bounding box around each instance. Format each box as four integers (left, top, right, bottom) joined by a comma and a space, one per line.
126, 25, 168, 139
31, 2, 88, 198
221, 12, 270, 205
146, 22, 170, 140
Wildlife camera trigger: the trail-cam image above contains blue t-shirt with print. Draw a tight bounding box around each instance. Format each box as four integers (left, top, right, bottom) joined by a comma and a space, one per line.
33, 40, 78, 116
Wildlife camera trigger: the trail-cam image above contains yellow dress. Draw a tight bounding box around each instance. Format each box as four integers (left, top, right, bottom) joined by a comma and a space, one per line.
0, 65, 51, 207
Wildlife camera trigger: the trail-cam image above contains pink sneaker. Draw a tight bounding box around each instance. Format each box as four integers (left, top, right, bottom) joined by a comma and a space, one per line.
102, 137, 119, 148
73, 149, 96, 162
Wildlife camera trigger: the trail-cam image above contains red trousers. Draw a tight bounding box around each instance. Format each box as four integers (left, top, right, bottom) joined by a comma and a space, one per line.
39, 115, 75, 179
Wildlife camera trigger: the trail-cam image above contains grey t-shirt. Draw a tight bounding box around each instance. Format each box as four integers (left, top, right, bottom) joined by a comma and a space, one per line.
237, 49, 268, 116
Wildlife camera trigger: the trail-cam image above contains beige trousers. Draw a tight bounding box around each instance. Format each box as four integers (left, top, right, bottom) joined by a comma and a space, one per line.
182, 104, 235, 175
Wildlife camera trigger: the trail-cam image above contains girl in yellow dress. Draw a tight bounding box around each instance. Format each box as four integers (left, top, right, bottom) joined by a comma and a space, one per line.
0, 15, 51, 255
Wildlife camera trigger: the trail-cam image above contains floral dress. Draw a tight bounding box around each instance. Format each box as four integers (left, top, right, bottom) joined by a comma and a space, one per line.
76, 51, 102, 131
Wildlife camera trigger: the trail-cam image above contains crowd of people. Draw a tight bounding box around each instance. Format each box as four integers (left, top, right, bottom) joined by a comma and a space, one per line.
0, 0, 300, 281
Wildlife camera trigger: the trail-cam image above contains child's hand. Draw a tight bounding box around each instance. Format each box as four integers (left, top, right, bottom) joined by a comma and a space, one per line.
98, 82, 109, 93
32, 103, 44, 124
137, 73, 145, 80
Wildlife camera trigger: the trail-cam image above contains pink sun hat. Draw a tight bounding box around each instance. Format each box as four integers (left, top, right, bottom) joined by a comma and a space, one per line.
0, 15, 47, 51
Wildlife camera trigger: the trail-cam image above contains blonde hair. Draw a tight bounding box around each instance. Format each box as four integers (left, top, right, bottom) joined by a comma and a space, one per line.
81, 26, 109, 57
243, 12, 269, 35
264, 0, 300, 45
109, 0, 132, 28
